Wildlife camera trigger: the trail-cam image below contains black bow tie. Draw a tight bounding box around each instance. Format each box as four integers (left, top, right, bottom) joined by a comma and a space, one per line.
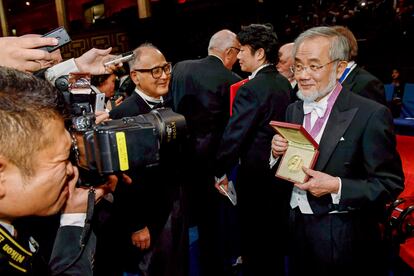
150, 102, 164, 109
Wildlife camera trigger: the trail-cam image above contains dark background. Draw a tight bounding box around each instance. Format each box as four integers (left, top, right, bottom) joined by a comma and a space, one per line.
3, 0, 414, 83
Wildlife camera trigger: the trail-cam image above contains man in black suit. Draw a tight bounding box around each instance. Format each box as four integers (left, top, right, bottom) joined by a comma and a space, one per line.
101, 43, 186, 276
0, 67, 116, 275
170, 29, 241, 276
271, 26, 404, 276
214, 24, 291, 276
332, 25, 387, 105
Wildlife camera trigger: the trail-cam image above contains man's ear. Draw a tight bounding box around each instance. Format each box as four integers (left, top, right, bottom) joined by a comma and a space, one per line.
336, 60, 348, 80
0, 156, 8, 198
255, 48, 265, 62
130, 71, 140, 85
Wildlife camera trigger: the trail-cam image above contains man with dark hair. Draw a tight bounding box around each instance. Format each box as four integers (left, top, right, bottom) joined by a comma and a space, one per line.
271, 26, 404, 275
215, 23, 291, 276
170, 29, 241, 276
332, 25, 386, 105
0, 66, 116, 275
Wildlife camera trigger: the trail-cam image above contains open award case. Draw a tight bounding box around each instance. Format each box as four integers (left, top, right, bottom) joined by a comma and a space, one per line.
270, 121, 319, 183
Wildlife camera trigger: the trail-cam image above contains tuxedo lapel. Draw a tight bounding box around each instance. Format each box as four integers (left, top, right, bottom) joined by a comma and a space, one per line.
290, 102, 304, 124
315, 89, 358, 171
134, 93, 153, 113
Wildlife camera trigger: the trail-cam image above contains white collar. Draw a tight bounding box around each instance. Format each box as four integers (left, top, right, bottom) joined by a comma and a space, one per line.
135, 88, 163, 107
0, 220, 15, 236
249, 63, 272, 80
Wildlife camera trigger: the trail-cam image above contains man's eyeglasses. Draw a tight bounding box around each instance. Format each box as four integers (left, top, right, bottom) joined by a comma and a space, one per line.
229, 47, 241, 53
290, 59, 339, 74
133, 62, 172, 79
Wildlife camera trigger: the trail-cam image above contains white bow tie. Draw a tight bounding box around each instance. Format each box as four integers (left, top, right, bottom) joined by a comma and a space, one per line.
303, 101, 328, 117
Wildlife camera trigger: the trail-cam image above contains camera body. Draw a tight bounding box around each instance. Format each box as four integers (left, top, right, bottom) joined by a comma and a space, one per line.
57, 73, 186, 186
71, 108, 185, 175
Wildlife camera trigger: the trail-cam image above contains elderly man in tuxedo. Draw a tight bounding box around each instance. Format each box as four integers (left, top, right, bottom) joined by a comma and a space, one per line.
271, 26, 404, 276
97, 44, 186, 276
170, 29, 241, 276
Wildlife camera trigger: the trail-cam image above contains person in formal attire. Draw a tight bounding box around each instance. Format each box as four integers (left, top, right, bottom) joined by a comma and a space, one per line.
214, 23, 291, 276
97, 43, 186, 276
389, 68, 406, 117
0, 66, 117, 275
332, 25, 387, 105
271, 26, 404, 276
170, 29, 241, 276
277, 42, 299, 103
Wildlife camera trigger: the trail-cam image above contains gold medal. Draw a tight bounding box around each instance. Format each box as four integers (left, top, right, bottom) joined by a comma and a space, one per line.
287, 155, 303, 173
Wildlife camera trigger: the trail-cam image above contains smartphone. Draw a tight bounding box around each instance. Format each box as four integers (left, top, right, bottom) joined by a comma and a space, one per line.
94, 93, 106, 112
39, 26, 71, 52
104, 51, 134, 67
219, 181, 237, 206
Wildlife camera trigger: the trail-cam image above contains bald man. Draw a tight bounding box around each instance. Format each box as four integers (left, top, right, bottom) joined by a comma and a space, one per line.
277, 42, 295, 84
170, 29, 242, 276
102, 44, 186, 276
277, 42, 299, 103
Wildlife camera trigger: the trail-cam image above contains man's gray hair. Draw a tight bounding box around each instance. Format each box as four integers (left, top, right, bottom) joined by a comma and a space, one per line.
128, 42, 159, 69
293, 26, 350, 61
208, 29, 237, 54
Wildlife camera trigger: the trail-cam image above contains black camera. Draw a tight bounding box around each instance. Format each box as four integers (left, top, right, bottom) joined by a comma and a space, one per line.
57, 73, 186, 186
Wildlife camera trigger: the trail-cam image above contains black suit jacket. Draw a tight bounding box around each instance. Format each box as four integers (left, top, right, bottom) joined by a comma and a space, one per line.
49, 226, 96, 276
342, 65, 386, 105
109, 91, 152, 119
108, 91, 173, 235
286, 86, 404, 215
170, 55, 241, 171
216, 65, 291, 177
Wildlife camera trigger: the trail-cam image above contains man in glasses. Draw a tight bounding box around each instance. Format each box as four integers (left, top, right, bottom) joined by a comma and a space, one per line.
277, 42, 299, 103
101, 44, 185, 276
170, 29, 241, 276
110, 43, 171, 118
271, 26, 404, 275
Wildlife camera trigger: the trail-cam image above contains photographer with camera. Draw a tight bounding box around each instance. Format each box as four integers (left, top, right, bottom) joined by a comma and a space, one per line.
0, 66, 119, 275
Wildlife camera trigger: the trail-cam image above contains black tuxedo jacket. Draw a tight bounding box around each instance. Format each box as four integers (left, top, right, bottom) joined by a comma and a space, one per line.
49, 226, 96, 276
216, 65, 291, 176
108, 91, 173, 236
170, 55, 241, 170
286, 87, 404, 215
109, 91, 152, 119
342, 65, 386, 105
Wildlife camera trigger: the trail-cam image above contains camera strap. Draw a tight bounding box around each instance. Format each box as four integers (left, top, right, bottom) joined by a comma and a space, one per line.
80, 188, 96, 246
0, 224, 33, 273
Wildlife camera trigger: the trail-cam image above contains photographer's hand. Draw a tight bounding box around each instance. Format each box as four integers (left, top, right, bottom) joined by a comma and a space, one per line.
0, 36, 59, 72
74, 47, 118, 75
131, 226, 151, 250
62, 169, 118, 214
95, 111, 110, 124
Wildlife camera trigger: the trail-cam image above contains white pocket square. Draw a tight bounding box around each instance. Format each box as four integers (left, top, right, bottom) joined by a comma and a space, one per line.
340, 137, 345, 141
